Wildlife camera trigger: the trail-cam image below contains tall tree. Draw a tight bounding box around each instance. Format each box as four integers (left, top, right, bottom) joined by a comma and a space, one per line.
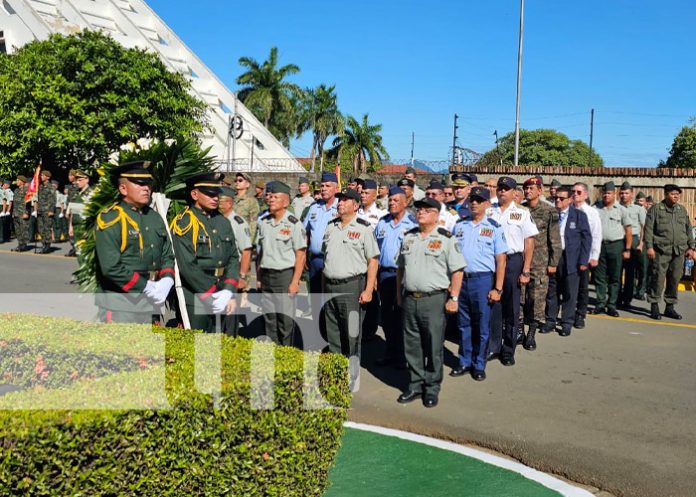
305, 84, 344, 171
660, 119, 696, 168
477, 129, 603, 167
329, 114, 389, 175
236, 47, 304, 147
0, 31, 208, 178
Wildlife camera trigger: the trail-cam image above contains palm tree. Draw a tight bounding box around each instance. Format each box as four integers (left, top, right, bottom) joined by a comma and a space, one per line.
329, 114, 389, 175
305, 84, 344, 171
236, 47, 304, 146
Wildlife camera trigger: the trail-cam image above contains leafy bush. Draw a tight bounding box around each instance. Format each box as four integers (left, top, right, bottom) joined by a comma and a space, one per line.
0, 314, 349, 496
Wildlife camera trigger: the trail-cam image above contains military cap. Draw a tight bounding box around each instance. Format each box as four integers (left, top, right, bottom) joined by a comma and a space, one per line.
265, 181, 274, 192
664, 184, 682, 194
535, 175, 544, 182
602, 181, 616, 191
186, 171, 224, 195
73, 169, 89, 179
620, 181, 633, 190
255, 180, 265, 189
50, 179, 59, 187
15, 175, 28, 183
469, 186, 491, 202
321, 172, 338, 183
110, 161, 153, 185
451, 172, 470, 186
336, 188, 360, 202
236, 172, 252, 183
397, 178, 415, 188
414, 197, 441, 211
468, 173, 478, 183
497, 176, 517, 190
389, 186, 406, 196
646, 195, 653, 202
268, 181, 291, 195
427, 180, 445, 190
405, 166, 417, 175
40, 170, 52, 179
219, 187, 236, 198
550, 179, 562, 187
298, 176, 309, 185
523, 177, 543, 188
635, 191, 646, 200
362, 179, 377, 190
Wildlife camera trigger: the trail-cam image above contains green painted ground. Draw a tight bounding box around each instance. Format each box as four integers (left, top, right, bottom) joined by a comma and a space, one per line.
325, 428, 563, 497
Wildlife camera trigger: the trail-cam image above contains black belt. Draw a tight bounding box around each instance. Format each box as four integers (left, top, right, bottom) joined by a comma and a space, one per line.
325, 273, 365, 285
138, 270, 162, 281
261, 267, 293, 273
463, 271, 493, 279
202, 267, 225, 277
507, 252, 523, 259
603, 239, 623, 244
379, 267, 398, 273
405, 289, 446, 299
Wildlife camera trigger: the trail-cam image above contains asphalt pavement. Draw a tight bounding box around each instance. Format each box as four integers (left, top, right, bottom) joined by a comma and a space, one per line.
1, 243, 694, 497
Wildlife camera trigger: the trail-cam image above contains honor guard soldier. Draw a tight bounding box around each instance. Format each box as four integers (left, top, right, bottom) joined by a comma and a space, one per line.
375, 186, 417, 367
592, 181, 632, 317
34, 170, 57, 253
618, 181, 646, 308
172, 172, 240, 332
256, 181, 307, 346
644, 184, 695, 320
396, 196, 465, 407
95, 162, 175, 323
11, 175, 31, 252
67, 170, 93, 256
291, 176, 314, 216
520, 177, 561, 349
451, 187, 507, 381
322, 188, 379, 388
488, 176, 538, 366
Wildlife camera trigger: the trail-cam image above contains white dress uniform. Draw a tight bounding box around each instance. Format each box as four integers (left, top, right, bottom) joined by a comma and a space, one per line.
488, 202, 539, 254
358, 202, 388, 229
437, 204, 458, 233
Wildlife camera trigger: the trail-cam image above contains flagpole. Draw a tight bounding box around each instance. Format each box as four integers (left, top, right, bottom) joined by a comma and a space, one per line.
513, 0, 525, 168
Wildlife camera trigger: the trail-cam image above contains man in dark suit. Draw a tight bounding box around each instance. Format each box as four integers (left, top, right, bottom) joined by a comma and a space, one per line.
544, 186, 591, 336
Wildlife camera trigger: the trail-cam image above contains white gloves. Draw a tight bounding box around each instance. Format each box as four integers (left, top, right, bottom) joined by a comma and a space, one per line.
31, 211, 37, 218
58, 213, 64, 218
151, 278, 174, 305
210, 289, 234, 314
143, 280, 157, 300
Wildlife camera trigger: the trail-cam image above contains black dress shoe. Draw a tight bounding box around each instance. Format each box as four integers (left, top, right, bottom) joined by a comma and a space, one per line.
500, 355, 515, 366
471, 369, 486, 381
590, 307, 606, 315
486, 352, 499, 362
650, 303, 662, 320
558, 327, 572, 337
449, 366, 471, 377
539, 322, 555, 334
664, 304, 682, 320
397, 391, 422, 404
423, 394, 439, 408
606, 308, 620, 317
574, 317, 586, 329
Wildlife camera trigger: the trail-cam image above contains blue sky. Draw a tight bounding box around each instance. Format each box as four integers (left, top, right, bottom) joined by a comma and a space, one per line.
148, 0, 695, 167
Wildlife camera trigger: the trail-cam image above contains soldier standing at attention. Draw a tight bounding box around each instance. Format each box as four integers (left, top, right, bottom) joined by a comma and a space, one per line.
34, 170, 57, 253
618, 182, 646, 308
396, 196, 465, 407
94, 162, 175, 323
425, 180, 458, 233
396, 178, 417, 215
644, 184, 695, 320
450, 186, 506, 381
233, 172, 260, 243
67, 170, 92, 257
374, 186, 417, 368
404, 167, 425, 201
633, 191, 649, 300
592, 181, 632, 317
290, 176, 314, 216
376, 183, 389, 210
256, 181, 307, 346
171, 172, 240, 332
322, 188, 379, 388
11, 176, 30, 252
520, 177, 561, 350
488, 176, 538, 366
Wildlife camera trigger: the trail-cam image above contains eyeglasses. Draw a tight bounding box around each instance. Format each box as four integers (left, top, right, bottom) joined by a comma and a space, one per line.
572, 190, 583, 195
235, 178, 245, 183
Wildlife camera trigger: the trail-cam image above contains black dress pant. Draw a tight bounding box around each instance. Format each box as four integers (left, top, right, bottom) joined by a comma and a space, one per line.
501, 253, 522, 358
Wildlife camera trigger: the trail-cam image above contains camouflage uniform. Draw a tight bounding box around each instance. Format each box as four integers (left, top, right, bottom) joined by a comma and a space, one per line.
35, 182, 57, 250
521, 201, 561, 331
68, 185, 93, 253
234, 191, 260, 243
12, 185, 31, 249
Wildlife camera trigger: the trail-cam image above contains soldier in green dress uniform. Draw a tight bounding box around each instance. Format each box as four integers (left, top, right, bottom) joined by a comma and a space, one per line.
171, 172, 240, 332
95, 161, 175, 323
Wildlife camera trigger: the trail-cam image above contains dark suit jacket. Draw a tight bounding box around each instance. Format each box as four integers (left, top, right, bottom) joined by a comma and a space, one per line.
560, 205, 591, 275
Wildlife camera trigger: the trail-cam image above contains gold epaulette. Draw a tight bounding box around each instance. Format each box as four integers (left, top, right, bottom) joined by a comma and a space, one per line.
97, 204, 143, 254
169, 207, 211, 253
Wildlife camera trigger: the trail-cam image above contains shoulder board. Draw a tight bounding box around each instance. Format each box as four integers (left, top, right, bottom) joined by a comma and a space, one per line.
287, 215, 298, 224
406, 227, 420, 235
407, 214, 417, 223
97, 204, 119, 222
233, 215, 245, 224
437, 227, 452, 237
379, 212, 391, 221
330, 216, 341, 224
486, 217, 500, 227
356, 217, 370, 227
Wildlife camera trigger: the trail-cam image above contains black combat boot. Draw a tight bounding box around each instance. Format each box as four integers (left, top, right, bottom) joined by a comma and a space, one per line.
650, 303, 661, 320
523, 323, 537, 351
516, 322, 525, 345
664, 304, 682, 320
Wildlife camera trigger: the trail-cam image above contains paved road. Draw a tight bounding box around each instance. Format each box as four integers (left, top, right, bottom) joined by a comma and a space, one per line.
1, 246, 694, 497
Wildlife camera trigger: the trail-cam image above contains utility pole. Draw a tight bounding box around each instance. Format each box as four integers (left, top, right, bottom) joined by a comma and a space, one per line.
513, 0, 525, 167
588, 108, 595, 168
494, 130, 502, 166
451, 114, 459, 167
410, 132, 415, 166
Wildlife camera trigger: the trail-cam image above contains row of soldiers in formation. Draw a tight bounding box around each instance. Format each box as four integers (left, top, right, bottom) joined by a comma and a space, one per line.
0, 169, 93, 254
88, 162, 694, 407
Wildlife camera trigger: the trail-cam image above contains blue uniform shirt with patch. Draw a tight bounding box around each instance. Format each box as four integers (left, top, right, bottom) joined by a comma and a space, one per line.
453, 217, 508, 272
304, 197, 339, 256
375, 212, 417, 281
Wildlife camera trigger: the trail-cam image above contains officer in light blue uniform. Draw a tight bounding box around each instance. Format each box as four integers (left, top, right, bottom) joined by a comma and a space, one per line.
451, 186, 507, 381
374, 186, 417, 367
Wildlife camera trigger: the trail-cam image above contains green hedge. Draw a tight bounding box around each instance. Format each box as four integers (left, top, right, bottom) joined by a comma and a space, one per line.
0, 314, 350, 496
